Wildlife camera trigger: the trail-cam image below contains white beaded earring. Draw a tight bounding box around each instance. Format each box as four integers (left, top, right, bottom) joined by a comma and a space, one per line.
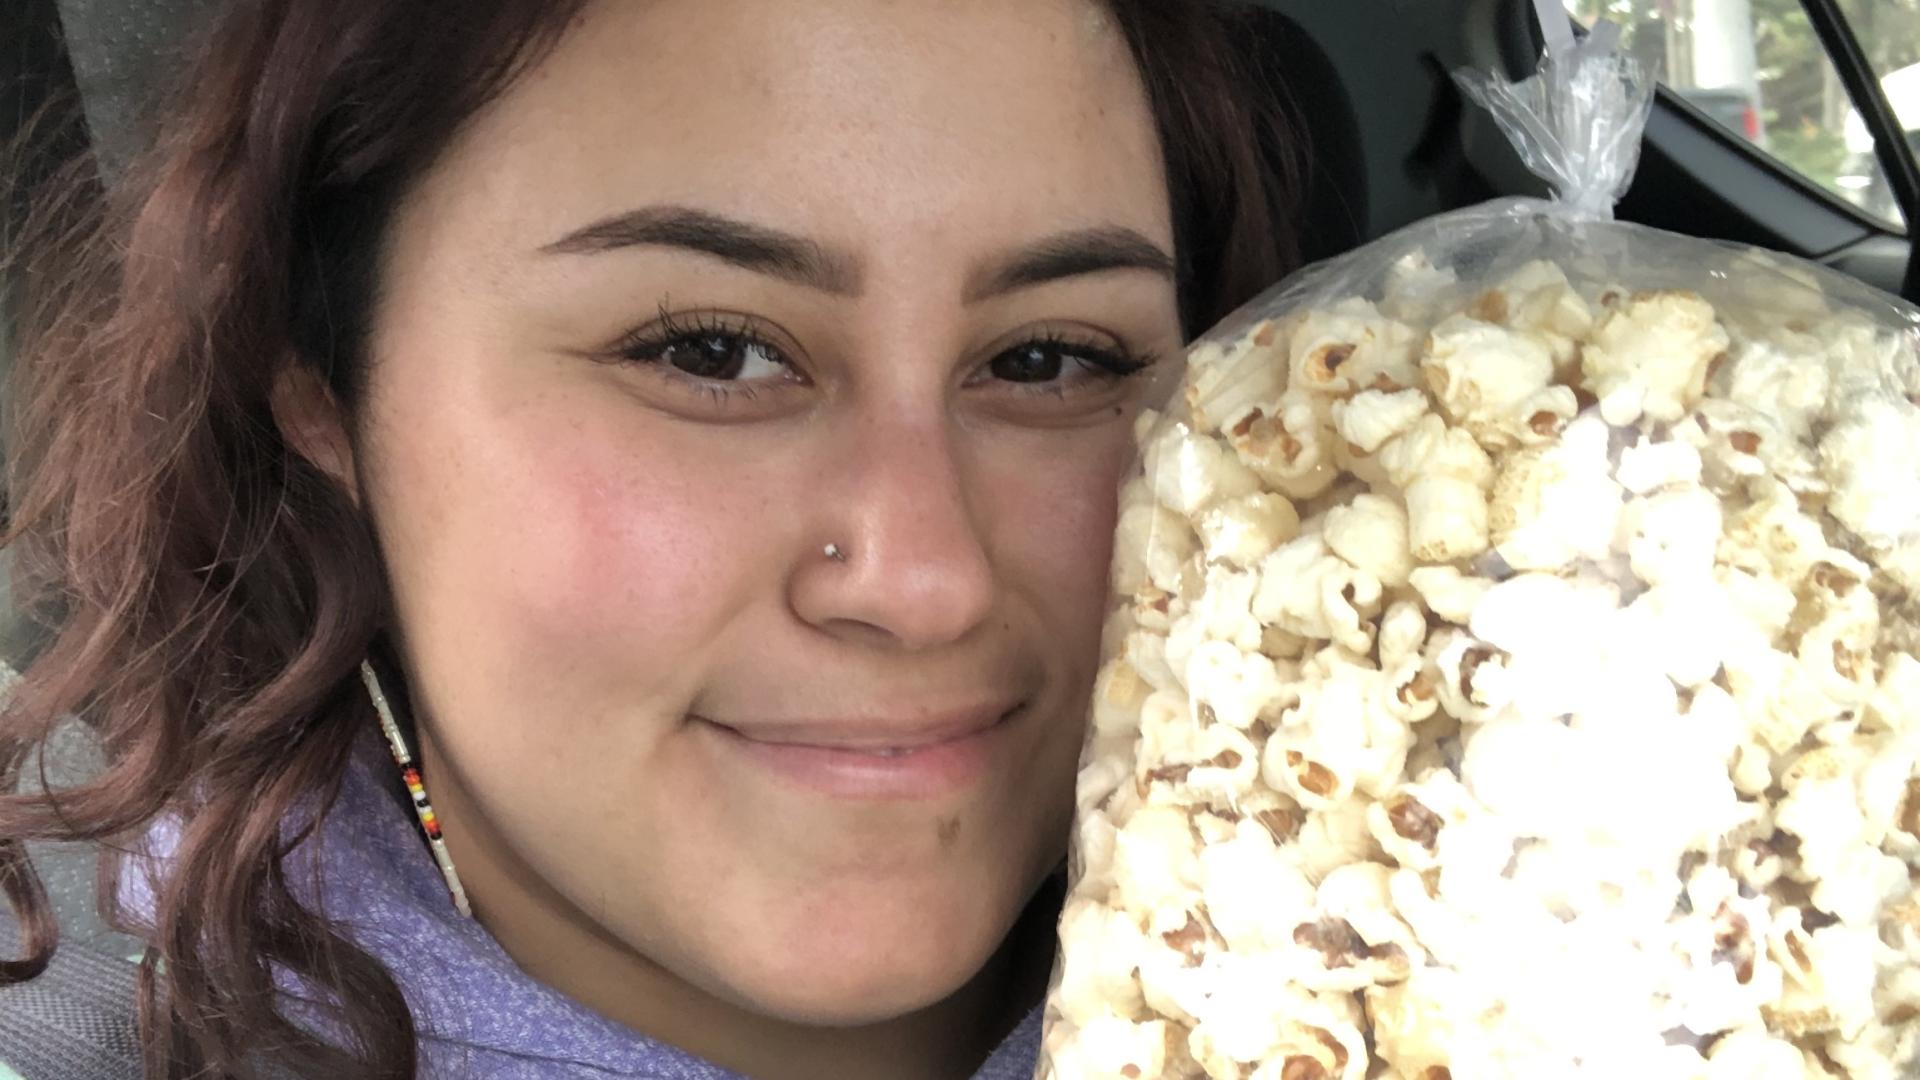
361, 661, 473, 918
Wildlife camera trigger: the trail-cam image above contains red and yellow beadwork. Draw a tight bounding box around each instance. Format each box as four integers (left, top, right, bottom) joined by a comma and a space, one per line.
361, 661, 472, 917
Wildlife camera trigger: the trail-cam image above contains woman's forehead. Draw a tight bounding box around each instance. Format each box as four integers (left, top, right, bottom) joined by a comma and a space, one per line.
398, 0, 1173, 278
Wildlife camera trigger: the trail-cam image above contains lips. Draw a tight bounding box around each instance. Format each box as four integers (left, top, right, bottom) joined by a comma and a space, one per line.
696, 704, 1023, 800
712, 704, 1019, 754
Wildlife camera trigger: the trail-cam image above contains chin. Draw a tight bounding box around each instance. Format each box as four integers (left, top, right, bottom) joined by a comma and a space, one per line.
707, 874, 1024, 1027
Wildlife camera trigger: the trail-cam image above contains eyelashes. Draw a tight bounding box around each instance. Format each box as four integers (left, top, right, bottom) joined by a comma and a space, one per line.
983, 329, 1157, 388
612, 306, 799, 384
610, 305, 1158, 403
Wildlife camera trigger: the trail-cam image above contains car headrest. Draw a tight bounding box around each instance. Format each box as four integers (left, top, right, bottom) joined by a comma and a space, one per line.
55, 0, 220, 171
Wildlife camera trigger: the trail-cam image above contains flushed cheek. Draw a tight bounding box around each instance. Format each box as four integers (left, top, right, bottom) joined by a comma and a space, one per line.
416, 400, 767, 682
372, 384, 811, 871
364, 384, 792, 821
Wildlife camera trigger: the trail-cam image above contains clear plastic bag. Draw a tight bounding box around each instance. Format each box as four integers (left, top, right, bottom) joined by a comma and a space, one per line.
1037, 11, 1920, 1080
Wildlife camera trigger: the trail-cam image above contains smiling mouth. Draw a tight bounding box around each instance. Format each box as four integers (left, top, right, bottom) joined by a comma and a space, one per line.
698, 704, 1022, 755
692, 705, 1025, 799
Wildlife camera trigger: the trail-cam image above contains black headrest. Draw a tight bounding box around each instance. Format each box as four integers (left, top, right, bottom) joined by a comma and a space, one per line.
55, 0, 221, 171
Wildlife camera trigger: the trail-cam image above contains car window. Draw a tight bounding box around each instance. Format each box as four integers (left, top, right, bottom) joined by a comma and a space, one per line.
1834, 0, 1920, 228
1566, 0, 1920, 232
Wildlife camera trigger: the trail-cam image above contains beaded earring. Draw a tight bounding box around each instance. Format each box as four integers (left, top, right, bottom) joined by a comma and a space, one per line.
361, 661, 473, 918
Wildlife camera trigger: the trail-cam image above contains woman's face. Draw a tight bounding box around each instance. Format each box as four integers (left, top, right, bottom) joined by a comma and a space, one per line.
350, 0, 1179, 1029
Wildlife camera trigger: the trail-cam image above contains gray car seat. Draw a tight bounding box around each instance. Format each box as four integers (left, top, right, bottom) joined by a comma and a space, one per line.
0, 905, 142, 1080
2, 0, 225, 1075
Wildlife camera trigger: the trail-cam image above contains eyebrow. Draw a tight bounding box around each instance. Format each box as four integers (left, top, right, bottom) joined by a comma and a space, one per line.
541, 206, 1175, 300
541, 205, 861, 295
967, 226, 1178, 302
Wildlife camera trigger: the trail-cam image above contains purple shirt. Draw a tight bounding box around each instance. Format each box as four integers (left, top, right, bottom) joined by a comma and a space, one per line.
233, 737, 1044, 1078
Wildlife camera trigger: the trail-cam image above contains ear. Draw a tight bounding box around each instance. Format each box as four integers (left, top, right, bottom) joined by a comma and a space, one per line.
270, 363, 360, 502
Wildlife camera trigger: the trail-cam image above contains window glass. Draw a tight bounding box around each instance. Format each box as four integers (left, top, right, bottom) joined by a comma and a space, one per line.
1566, 0, 1920, 230
1833, 0, 1920, 226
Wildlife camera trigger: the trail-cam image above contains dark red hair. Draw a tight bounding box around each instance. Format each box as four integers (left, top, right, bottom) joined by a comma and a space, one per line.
0, 2, 1299, 1076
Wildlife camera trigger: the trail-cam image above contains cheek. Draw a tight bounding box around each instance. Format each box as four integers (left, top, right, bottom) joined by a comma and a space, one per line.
986, 427, 1133, 651
365, 372, 776, 716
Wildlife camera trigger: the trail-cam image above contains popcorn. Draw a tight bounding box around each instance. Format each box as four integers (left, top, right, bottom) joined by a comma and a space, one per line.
1871, 653, 1920, 737
1581, 289, 1730, 425
1055, 899, 1150, 1026
1199, 826, 1318, 953
1764, 923, 1879, 1040
1182, 564, 1265, 652
1250, 534, 1383, 655
1072, 787, 1123, 891
1228, 389, 1341, 500
1289, 298, 1421, 395
1377, 600, 1428, 670
1431, 631, 1513, 725
1112, 493, 1197, 598
1143, 722, 1263, 809
1704, 1028, 1814, 1080
1123, 628, 1178, 693
1377, 413, 1496, 563
1144, 422, 1263, 517
1479, 260, 1596, 347
1827, 1021, 1920, 1080
1138, 689, 1198, 774
1423, 314, 1558, 447
1323, 493, 1414, 588
1668, 865, 1786, 1034
1622, 486, 1724, 587
1616, 581, 1735, 689
1330, 388, 1430, 455
1267, 651, 1415, 805
1678, 399, 1796, 487
1367, 772, 1472, 872
1186, 323, 1290, 436
1057, 1013, 1184, 1080
1723, 642, 1850, 756
1290, 796, 1380, 884
1048, 236, 1920, 1079
1366, 969, 1486, 1080
1262, 727, 1354, 810
1721, 335, 1832, 442
1112, 804, 1204, 916
1091, 659, 1155, 739
1381, 249, 1460, 324
1407, 565, 1493, 624
1184, 640, 1286, 732
1102, 603, 1138, 659
1616, 436, 1703, 495
1488, 415, 1624, 571
1195, 493, 1301, 569
1313, 862, 1422, 977
1819, 395, 1920, 551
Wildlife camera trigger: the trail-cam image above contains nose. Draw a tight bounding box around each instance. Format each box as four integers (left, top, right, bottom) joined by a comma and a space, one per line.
788, 402, 997, 652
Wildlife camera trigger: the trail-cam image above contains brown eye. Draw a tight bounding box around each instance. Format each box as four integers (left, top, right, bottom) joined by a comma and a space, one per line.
658, 333, 766, 379
991, 343, 1067, 384
980, 336, 1151, 389
618, 317, 796, 383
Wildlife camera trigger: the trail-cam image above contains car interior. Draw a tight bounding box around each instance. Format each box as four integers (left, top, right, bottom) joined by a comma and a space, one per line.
2, 0, 1917, 1074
